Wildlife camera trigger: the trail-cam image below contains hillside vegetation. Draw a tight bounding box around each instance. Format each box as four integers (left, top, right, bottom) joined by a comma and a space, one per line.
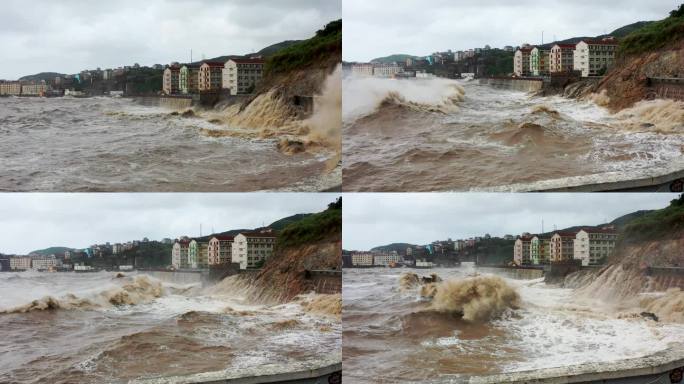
619, 5, 684, 55
276, 197, 342, 249
619, 195, 684, 244
265, 19, 341, 75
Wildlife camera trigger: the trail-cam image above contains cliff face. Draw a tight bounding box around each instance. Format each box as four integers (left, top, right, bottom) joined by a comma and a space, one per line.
594, 41, 684, 111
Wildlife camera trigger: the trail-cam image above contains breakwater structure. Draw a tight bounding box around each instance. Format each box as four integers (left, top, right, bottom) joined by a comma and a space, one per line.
478, 77, 544, 93
467, 342, 684, 384
476, 265, 545, 280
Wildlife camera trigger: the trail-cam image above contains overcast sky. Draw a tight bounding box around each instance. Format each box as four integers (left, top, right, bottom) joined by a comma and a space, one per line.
343, 193, 676, 250
0, 193, 338, 254
0, 0, 340, 80
343, 0, 676, 62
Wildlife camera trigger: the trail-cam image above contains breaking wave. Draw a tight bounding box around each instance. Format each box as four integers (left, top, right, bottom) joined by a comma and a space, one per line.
612, 99, 684, 133
343, 76, 465, 122
429, 276, 520, 322
0, 275, 164, 314
298, 293, 342, 317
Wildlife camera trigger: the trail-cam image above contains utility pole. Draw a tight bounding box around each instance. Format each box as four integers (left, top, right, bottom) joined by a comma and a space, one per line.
542, 30, 544, 45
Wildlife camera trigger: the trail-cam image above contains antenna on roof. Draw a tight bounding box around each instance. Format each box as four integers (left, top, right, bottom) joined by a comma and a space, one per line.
191, 49, 193, 63
200, 223, 202, 237
542, 218, 544, 234
542, 30, 544, 45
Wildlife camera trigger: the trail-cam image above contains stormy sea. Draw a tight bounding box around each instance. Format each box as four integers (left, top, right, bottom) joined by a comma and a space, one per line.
342, 263, 684, 383
342, 76, 684, 191
0, 96, 337, 192
0, 271, 341, 384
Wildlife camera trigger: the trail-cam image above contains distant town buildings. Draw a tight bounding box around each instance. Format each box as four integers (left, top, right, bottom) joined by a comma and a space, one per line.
512, 226, 617, 267
514, 37, 618, 78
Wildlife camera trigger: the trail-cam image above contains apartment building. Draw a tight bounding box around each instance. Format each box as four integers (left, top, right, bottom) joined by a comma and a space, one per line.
231, 231, 277, 270
163, 65, 181, 95
351, 252, 373, 266
188, 239, 209, 269
0, 81, 22, 95
171, 239, 190, 269
573, 38, 618, 77
550, 44, 576, 73
514, 235, 533, 265
351, 63, 374, 76
222, 58, 264, 95
31, 255, 58, 270
550, 232, 578, 262
574, 228, 618, 266
514, 47, 533, 76
10, 256, 31, 271
530, 236, 551, 265
198, 62, 224, 92
179, 64, 201, 94
372, 252, 401, 266
530, 47, 550, 76
21, 83, 48, 96
373, 63, 402, 77
208, 235, 234, 266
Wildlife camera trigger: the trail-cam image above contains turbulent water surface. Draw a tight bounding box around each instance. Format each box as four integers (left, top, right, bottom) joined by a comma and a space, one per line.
0, 97, 335, 191
342, 77, 684, 191
342, 264, 683, 383
0, 271, 340, 384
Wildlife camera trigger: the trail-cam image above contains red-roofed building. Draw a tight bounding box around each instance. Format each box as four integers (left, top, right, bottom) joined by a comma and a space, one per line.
172, 239, 191, 269
550, 231, 579, 262
514, 47, 534, 76
574, 227, 618, 266
550, 43, 576, 73
208, 235, 235, 266
163, 65, 181, 95
222, 57, 265, 95
573, 38, 619, 77
199, 62, 224, 92
514, 235, 534, 265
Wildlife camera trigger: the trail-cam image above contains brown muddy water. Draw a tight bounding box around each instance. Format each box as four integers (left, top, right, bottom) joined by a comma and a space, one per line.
0, 271, 340, 384
0, 96, 337, 191
342, 264, 684, 383
342, 77, 684, 191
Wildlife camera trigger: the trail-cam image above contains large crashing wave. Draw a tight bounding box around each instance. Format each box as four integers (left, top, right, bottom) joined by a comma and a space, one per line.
343, 76, 466, 122
0, 275, 164, 314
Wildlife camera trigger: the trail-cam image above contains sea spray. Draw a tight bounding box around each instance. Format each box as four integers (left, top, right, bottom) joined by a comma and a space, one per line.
613, 99, 684, 133
342, 75, 466, 122
430, 276, 520, 321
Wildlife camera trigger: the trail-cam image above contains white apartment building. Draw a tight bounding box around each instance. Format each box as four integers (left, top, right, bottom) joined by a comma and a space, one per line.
231, 231, 277, 270
530, 47, 550, 76
373, 63, 402, 77
514, 47, 533, 77
31, 255, 58, 270
550, 44, 576, 73
372, 252, 401, 266
222, 58, 264, 95
208, 235, 234, 266
163, 66, 180, 95
573, 228, 618, 266
171, 239, 190, 269
10, 256, 31, 271
573, 38, 618, 77
351, 252, 373, 266
351, 63, 374, 76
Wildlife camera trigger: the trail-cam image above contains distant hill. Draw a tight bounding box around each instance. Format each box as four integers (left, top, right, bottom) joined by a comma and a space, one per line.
29, 246, 74, 256
18, 72, 66, 82
370, 54, 421, 63
256, 40, 302, 57
268, 213, 313, 231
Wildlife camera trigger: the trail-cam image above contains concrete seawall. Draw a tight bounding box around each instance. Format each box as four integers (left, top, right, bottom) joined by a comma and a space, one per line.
139, 269, 206, 285
479, 77, 544, 93
467, 343, 684, 384
134, 96, 194, 110
308, 270, 342, 294
477, 266, 545, 280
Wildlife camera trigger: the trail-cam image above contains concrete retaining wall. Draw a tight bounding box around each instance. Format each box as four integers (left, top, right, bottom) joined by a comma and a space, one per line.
139, 269, 206, 285
477, 266, 544, 280
647, 267, 684, 291
648, 77, 684, 101
308, 270, 342, 294
479, 77, 544, 93
134, 96, 194, 110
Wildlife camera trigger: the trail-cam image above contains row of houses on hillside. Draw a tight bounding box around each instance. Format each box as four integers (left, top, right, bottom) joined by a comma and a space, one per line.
171, 229, 276, 270
514, 227, 618, 266
514, 37, 619, 77
0, 81, 51, 96
163, 58, 265, 96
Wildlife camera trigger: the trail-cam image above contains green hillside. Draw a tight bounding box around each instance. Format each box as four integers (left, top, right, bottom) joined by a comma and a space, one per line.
370, 243, 418, 253
265, 19, 342, 75
276, 197, 341, 249
268, 213, 313, 231
620, 195, 684, 244
29, 246, 74, 256
619, 5, 684, 55
370, 54, 421, 64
